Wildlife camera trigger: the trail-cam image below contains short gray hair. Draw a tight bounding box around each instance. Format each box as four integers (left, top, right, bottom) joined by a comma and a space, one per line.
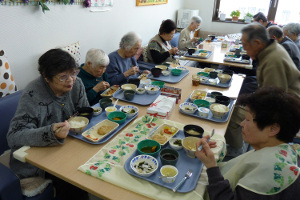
283, 23, 300, 37
119, 32, 142, 50
241, 22, 269, 45
191, 16, 202, 24
85, 48, 109, 68
267, 26, 283, 38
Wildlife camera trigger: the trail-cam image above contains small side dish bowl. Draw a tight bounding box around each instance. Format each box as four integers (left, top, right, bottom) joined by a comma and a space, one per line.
77, 107, 94, 120
107, 111, 127, 124
169, 138, 183, 150
205, 97, 216, 104
193, 99, 210, 108
171, 69, 182, 76
161, 70, 171, 76
179, 102, 198, 114
124, 90, 135, 101
198, 107, 210, 118
151, 81, 165, 89
210, 103, 229, 119
160, 165, 178, 183
210, 91, 223, 98
99, 98, 113, 110
120, 105, 139, 118
200, 76, 209, 83
69, 116, 89, 135
105, 106, 117, 116
137, 139, 161, 157
197, 72, 209, 77
121, 84, 137, 91
215, 95, 231, 106
136, 87, 146, 94
145, 85, 160, 95
130, 155, 159, 177
92, 107, 102, 116
218, 73, 232, 84
183, 124, 204, 138
159, 148, 179, 166
182, 137, 201, 158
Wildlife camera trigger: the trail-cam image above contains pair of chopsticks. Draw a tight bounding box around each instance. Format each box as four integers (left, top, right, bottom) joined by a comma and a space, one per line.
55, 112, 79, 133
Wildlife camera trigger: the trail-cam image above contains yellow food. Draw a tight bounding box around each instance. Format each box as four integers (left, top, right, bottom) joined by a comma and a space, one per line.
191, 91, 206, 100
161, 167, 177, 177
103, 87, 118, 96
112, 117, 122, 120
186, 129, 201, 135
186, 140, 197, 151
97, 125, 114, 135
152, 134, 167, 144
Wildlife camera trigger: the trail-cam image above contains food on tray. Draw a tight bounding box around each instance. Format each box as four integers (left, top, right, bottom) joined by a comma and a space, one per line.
160, 126, 177, 135
140, 146, 157, 153
134, 161, 154, 174
138, 74, 148, 80
186, 129, 202, 136
112, 117, 122, 121
185, 140, 197, 151
199, 52, 208, 57
93, 108, 101, 113
121, 108, 136, 114
173, 139, 182, 146
102, 86, 119, 96
152, 134, 167, 144
161, 166, 177, 177
213, 104, 228, 112
191, 91, 206, 100
150, 87, 158, 91
97, 125, 114, 135
69, 120, 86, 128
137, 88, 144, 92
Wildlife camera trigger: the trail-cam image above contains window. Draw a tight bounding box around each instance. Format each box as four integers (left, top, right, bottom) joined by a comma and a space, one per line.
213, 0, 300, 25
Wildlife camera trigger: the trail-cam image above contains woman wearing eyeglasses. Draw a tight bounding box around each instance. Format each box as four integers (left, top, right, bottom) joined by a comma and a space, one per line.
7, 48, 89, 199
146, 19, 179, 64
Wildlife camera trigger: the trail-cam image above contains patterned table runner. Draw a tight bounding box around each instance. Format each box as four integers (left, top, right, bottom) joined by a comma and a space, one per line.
78, 115, 226, 200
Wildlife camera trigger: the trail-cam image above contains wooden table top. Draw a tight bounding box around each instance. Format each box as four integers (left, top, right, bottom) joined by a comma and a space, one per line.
183, 41, 252, 69
25, 66, 244, 200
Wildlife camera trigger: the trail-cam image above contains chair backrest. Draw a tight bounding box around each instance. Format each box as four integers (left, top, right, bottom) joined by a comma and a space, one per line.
0, 91, 22, 155
170, 32, 180, 48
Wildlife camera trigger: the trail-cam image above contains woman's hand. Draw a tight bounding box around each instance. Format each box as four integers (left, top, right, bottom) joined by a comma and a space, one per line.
169, 47, 179, 55
195, 135, 217, 169
142, 70, 151, 74
93, 81, 110, 93
124, 66, 140, 77
53, 121, 70, 139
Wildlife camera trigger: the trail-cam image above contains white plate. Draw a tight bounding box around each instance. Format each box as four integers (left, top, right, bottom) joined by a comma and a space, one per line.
82, 119, 119, 142
147, 123, 179, 146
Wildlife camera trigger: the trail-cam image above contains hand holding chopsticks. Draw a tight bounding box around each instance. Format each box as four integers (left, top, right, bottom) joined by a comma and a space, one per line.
54, 112, 79, 135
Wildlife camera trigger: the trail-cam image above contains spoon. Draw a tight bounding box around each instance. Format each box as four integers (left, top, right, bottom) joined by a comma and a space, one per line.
113, 99, 118, 109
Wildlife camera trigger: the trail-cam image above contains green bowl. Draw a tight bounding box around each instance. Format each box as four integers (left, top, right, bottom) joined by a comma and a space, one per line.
193, 99, 211, 108
171, 69, 182, 76
197, 72, 209, 77
137, 139, 161, 157
107, 111, 127, 124
152, 81, 165, 89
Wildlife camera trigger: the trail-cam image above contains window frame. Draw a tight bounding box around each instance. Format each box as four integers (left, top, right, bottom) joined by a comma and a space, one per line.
212, 0, 279, 23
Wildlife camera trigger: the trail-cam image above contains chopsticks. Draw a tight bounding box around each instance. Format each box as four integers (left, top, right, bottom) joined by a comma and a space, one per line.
55, 112, 79, 133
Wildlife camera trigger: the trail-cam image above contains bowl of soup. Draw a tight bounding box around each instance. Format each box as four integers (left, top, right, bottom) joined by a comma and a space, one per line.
137, 139, 161, 157
183, 124, 204, 138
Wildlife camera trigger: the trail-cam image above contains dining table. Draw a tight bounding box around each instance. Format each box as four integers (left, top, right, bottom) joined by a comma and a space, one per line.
182, 41, 253, 69
23, 66, 245, 200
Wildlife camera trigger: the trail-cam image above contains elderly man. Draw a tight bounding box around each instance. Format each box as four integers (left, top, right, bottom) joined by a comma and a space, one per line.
226, 22, 300, 153
178, 16, 202, 50
267, 26, 300, 70
283, 23, 300, 51
107, 32, 150, 85
253, 12, 275, 28
78, 48, 110, 106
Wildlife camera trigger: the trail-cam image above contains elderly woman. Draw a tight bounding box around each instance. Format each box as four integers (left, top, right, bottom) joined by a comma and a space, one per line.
283, 23, 300, 51
7, 49, 89, 199
106, 32, 150, 85
78, 48, 110, 105
196, 87, 300, 200
146, 19, 179, 64
178, 16, 202, 50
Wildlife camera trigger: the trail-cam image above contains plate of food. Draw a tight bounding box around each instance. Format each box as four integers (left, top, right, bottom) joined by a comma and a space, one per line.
189, 89, 207, 101
101, 85, 120, 98
147, 124, 179, 146
81, 119, 119, 142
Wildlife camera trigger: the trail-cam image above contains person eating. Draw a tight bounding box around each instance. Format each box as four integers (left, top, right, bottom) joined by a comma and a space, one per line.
196, 87, 300, 200
78, 48, 110, 105
178, 16, 202, 50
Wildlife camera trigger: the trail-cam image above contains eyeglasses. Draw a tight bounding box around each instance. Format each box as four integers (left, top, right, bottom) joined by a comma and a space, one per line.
55, 70, 79, 82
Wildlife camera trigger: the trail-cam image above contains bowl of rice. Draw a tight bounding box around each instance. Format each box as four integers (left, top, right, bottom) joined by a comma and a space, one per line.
210, 103, 229, 119
69, 116, 89, 135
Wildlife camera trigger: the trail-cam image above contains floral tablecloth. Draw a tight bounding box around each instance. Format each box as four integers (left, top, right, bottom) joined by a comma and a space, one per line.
78, 115, 226, 200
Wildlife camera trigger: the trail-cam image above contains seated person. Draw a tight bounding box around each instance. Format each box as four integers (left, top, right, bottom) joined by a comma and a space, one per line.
253, 12, 276, 28
106, 32, 150, 85
267, 26, 300, 70
146, 19, 179, 64
7, 49, 89, 199
78, 48, 110, 105
283, 23, 300, 51
178, 16, 202, 50
196, 87, 300, 200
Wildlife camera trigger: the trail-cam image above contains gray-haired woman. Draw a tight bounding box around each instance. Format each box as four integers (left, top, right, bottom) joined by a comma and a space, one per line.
78, 48, 110, 105
106, 32, 150, 85
283, 23, 300, 51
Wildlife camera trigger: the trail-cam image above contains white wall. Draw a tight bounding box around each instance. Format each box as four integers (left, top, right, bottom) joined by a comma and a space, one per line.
184, 0, 245, 34
0, 1, 183, 89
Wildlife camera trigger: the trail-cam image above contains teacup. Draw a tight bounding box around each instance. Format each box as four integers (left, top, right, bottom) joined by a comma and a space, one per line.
159, 148, 179, 166
160, 165, 178, 183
